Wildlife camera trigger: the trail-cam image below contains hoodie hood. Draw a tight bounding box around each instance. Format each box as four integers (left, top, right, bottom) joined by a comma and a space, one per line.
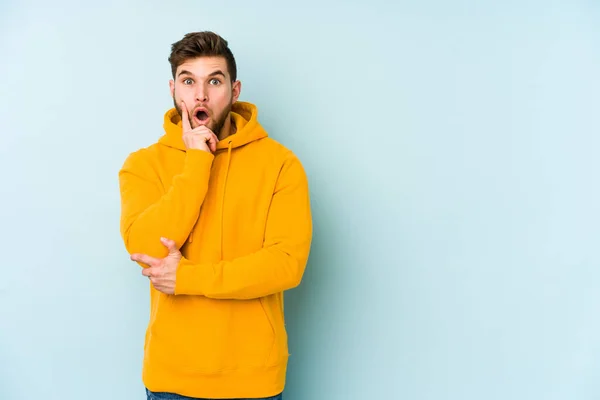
158, 101, 268, 151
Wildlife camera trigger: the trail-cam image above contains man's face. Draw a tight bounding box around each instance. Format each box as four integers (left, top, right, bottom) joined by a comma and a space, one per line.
169, 56, 241, 133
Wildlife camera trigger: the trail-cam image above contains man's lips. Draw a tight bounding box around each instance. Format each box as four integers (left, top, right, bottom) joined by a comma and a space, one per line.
193, 107, 210, 125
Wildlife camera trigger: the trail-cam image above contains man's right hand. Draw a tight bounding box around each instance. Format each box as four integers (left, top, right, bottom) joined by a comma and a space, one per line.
181, 101, 219, 153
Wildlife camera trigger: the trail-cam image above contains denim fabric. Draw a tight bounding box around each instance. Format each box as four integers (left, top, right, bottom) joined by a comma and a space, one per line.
146, 388, 283, 400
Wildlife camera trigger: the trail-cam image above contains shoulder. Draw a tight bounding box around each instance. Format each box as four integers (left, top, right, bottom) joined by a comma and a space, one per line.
255, 138, 308, 185
255, 137, 304, 166
119, 142, 164, 176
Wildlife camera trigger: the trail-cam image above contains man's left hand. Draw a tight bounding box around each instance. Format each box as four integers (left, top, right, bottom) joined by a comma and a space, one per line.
130, 237, 181, 295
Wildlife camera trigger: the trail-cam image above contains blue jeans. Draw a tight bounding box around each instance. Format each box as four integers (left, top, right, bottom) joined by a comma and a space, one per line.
146, 388, 283, 400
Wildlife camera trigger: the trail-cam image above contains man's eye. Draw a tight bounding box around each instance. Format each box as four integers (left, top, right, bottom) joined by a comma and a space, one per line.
183, 78, 194, 85
209, 78, 221, 85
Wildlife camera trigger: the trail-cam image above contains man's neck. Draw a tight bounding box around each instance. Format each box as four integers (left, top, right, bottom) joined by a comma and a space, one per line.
217, 113, 237, 141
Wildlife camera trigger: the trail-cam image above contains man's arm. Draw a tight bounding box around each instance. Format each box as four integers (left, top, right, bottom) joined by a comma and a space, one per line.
119, 149, 214, 260
174, 152, 312, 299
120, 102, 219, 261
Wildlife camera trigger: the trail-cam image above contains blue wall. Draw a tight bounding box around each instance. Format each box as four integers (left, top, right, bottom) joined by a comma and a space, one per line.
1, 1, 600, 399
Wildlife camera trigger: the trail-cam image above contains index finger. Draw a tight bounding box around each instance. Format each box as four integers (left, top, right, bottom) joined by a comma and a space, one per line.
180, 101, 192, 132
131, 253, 158, 267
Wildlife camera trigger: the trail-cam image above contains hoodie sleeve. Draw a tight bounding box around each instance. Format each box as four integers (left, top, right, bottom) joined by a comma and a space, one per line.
174, 153, 313, 299
119, 149, 214, 262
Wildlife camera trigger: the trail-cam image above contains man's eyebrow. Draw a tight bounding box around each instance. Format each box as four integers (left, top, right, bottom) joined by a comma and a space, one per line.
177, 70, 194, 78
177, 70, 226, 79
208, 70, 226, 78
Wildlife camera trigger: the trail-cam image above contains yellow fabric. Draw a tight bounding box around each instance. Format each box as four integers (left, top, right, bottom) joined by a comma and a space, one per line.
118, 101, 312, 398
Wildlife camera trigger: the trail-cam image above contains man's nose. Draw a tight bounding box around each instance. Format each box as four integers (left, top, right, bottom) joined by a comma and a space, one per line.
195, 85, 208, 103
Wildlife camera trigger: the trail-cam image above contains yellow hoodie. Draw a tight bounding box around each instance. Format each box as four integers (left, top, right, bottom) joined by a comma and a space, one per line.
118, 101, 312, 398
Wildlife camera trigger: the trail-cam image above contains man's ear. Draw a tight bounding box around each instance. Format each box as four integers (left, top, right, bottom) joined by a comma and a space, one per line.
231, 80, 242, 103
169, 79, 175, 98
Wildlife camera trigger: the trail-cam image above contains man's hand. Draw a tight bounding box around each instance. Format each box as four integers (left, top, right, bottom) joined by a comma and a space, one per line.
130, 237, 182, 295
181, 101, 218, 153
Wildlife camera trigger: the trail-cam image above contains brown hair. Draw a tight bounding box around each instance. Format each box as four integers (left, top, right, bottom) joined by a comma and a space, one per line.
168, 31, 237, 82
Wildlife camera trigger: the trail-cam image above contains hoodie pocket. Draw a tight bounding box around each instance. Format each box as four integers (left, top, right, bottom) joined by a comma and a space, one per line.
259, 297, 276, 364
149, 295, 277, 373
259, 295, 289, 366
220, 297, 277, 368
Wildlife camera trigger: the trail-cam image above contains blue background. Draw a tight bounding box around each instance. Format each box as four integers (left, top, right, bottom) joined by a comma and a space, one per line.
1, 1, 599, 399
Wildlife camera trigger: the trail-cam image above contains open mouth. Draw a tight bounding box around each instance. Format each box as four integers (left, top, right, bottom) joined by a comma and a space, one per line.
194, 109, 210, 124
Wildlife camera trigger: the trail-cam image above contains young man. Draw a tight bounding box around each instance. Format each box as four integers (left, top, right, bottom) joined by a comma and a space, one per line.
118, 31, 312, 400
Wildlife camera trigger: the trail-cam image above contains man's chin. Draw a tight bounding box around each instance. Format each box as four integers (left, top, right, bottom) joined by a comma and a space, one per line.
192, 121, 215, 131
191, 113, 227, 134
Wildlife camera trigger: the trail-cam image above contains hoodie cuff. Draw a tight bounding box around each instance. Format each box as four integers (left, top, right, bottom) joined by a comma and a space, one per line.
174, 256, 209, 296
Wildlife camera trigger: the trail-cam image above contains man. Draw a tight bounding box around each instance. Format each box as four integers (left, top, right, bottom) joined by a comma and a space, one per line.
118, 31, 312, 400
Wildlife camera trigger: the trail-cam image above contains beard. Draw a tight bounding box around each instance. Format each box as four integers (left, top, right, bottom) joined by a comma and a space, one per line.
173, 94, 232, 135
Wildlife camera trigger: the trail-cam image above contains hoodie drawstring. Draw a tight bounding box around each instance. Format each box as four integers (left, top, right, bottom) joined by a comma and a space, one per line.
220, 141, 233, 259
